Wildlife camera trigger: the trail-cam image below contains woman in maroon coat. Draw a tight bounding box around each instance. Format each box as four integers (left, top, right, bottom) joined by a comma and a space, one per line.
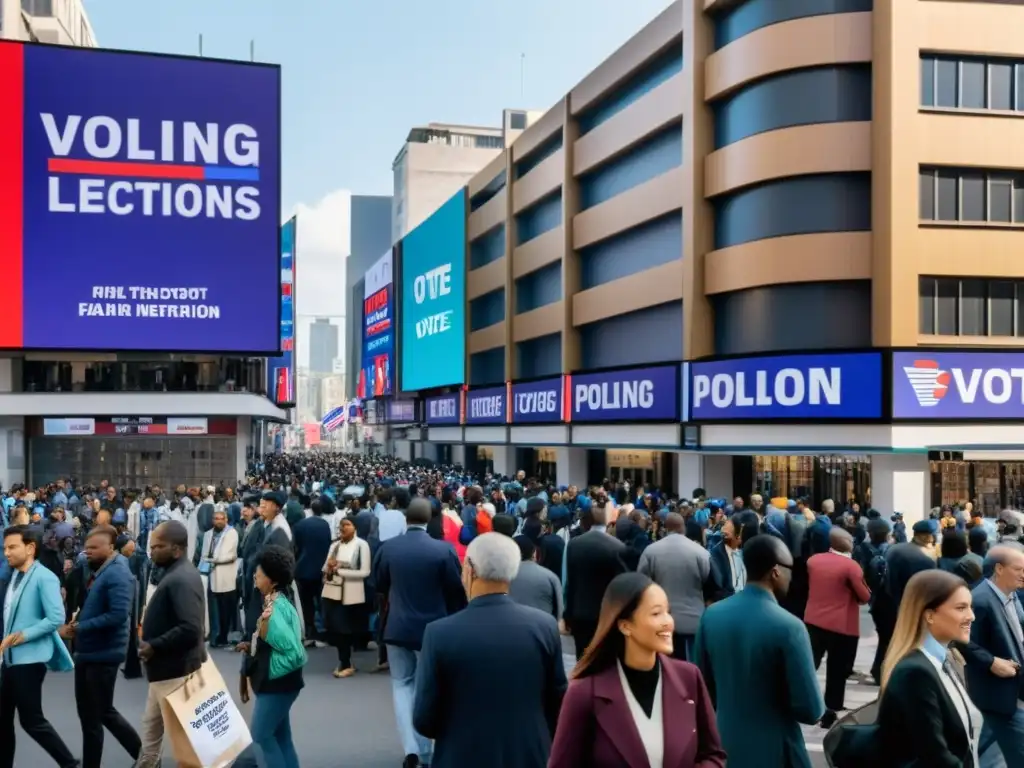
548, 572, 726, 768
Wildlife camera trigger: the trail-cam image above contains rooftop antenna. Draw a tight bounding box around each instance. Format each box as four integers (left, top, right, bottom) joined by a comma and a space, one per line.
250, 40, 255, 62
520, 53, 525, 101
198, 34, 203, 56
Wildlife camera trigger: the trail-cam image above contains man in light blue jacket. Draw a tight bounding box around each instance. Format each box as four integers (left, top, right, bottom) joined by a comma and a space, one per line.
0, 524, 77, 768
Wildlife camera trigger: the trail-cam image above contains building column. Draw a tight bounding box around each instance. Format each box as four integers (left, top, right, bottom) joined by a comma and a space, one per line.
451, 444, 467, 469
490, 445, 512, 478
675, 453, 704, 501
556, 447, 587, 488
703, 455, 734, 500
871, 453, 930, 528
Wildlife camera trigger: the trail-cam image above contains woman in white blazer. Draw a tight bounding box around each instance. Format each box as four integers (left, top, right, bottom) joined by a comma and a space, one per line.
198, 510, 240, 647
321, 517, 371, 678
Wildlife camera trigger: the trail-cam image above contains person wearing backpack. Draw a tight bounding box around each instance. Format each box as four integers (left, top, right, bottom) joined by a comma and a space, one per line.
857, 517, 894, 685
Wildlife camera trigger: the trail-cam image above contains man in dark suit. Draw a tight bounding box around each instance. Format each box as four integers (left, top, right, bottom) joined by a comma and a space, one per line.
373, 497, 467, 768
292, 504, 331, 645
237, 497, 265, 640
413, 532, 566, 768
563, 506, 627, 659
961, 545, 1024, 767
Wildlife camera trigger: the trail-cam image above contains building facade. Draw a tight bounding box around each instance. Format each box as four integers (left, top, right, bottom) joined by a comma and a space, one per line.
394, 0, 1024, 524
3, 0, 97, 45
308, 318, 339, 375
346, 194, 393, 398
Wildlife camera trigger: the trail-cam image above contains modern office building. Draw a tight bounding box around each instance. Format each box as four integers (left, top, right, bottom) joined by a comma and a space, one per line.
346, 194, 393, 398
307, 318, 339, 375
3, 0, 97, 45
398, 0, 1024, 523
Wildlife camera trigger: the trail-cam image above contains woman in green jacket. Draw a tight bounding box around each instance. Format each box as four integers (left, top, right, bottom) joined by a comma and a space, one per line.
239, 545, 307, 768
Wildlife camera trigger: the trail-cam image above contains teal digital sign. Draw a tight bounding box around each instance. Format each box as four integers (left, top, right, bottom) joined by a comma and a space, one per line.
400, 189, 466, 391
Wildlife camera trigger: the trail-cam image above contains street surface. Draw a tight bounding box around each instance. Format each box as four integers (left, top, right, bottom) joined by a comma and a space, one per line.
15, 612, 882, 767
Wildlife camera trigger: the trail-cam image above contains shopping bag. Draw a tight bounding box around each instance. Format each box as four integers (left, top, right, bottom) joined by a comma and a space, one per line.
823, 699, 880, 767
159, 657, 252, 768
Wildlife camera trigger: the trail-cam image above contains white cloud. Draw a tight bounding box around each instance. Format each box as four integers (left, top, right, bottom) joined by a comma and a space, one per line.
291, 190, 351, 369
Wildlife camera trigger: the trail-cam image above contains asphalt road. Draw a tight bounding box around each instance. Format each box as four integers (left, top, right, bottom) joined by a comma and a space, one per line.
13, 613, 880, 767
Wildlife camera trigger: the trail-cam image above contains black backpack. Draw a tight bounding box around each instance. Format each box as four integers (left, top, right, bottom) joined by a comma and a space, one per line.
865, 543, 889, 592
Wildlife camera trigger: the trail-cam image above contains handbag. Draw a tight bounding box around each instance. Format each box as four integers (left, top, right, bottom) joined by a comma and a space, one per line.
823, 699, 880, 767
322, 542, 344, 601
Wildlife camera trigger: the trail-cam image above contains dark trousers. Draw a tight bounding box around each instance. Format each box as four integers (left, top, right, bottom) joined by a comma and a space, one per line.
670, 632, 695, 662
75, 662, 141, 768
209, 589, 238, 645
331, 633, 354, 669
296, 578, 322, 639
376, 595, 389, 666
870, 602, 896, 683
571, 620, 598, 661
807, 623, 859, 711
0, 662, 76, 768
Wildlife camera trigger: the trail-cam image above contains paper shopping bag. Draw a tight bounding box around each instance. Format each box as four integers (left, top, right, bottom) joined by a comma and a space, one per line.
159, 657, 252, 768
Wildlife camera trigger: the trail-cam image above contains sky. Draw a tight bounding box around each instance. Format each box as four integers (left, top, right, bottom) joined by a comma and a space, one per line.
83, 0, 673, 368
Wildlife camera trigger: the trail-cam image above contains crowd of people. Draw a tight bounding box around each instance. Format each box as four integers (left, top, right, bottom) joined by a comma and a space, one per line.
0, 452, 1022, 767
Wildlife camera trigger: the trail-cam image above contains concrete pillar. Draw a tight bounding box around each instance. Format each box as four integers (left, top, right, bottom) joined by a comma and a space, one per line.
703, 454, 734, 500
871, 453, 930, 527
451, 444, 467, 469
236, 418, 251, 482
675, 453, 703, 501
490, 445, 512, 477
556, 447, 587, 487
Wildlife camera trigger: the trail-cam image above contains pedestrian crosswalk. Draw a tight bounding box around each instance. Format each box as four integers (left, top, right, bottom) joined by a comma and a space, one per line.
802, 634, 880, 753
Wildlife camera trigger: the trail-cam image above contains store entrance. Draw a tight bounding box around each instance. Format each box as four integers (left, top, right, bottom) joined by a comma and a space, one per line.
743, 455, 871, 510
930, 454, 1024, 514
606, 451, 669, 491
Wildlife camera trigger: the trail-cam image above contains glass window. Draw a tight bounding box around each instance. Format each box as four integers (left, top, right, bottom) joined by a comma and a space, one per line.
921, 57, 936, 106
990, 177, 1012, 223
510, 112, 527, 130
936, 278, 958, 335
1015, 176, 1024, 222
960, 279, 986, 336
991, 280, 1015, 336
1017, 65, 1024, 110
920, 169, 935, 220
961, 61, 986, 109
990, 62, 1013, 110
937, 170, 959, 221
961, 172, 986, 221
919, 278, 936, 334
936, 58, 958, 107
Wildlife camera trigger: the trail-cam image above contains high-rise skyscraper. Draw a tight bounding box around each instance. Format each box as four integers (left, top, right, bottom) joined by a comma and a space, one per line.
308, 318, 339, 374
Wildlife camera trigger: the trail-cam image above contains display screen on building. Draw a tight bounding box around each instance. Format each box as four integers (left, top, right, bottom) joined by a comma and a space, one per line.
892, 350, 1024, 420
0, 41, 281, 352
360, 250, 393, 397
400, 190, 466, 391
569, 366, 679, 423
266, 217, 296, 406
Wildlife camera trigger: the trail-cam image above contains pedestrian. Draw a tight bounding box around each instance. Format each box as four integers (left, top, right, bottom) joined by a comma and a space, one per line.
803, 527, 871, 727
876, 569, 981, 766
322, 516, 371, 677
637, 511, 712, 661
239, 545, 307, 768
549, 572, 726, 767
0, 525, 78, 768
414, 532, 567, 767
197, 509, 239, 648
708, 513, 746, 603
136, 521, 206, 768
292, 499, 332, 647
59, 526, 142, 767
509, 535, 562, 622
238, 495, 267, 639
960, 545, 1024, 766
693, 535, 824, 768
886, 520, 939, 607
373, 496, 467, 768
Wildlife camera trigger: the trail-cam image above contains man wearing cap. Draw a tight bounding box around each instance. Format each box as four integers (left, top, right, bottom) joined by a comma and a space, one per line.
885, 519, 937, 610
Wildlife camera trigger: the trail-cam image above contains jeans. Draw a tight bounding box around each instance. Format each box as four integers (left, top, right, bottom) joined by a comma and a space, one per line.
250, 690, 301, 768
387, 645, 432, 763
980, 707, 1024, 768
75, 662, 142, 768
0, 662, 77, 768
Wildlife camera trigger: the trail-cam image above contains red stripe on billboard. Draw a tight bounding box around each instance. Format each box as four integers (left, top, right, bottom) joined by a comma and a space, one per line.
0, 44, 24, 348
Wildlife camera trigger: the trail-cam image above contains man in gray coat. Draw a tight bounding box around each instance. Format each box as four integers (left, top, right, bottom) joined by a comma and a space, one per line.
509, 536, 562, 622
638, 512, 712, 661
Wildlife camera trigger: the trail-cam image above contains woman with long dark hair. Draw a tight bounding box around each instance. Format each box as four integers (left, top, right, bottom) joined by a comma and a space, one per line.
875, 569, 981, 767
548, 572, 725, 767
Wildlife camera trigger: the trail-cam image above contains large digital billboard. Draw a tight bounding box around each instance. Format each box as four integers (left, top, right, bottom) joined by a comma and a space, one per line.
400, 190, 466, 391
360, 250, 393, 397
0, 42, 281, 352
266, 217, 296, 406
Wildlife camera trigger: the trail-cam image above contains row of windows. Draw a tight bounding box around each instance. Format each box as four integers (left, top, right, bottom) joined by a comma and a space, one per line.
921, 55, 1024, 112
919, 277, 1024, 338
919, 167, 1024, 225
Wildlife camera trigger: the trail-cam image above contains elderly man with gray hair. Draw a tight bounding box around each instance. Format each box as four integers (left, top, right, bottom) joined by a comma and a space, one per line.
413, 533, 568, 768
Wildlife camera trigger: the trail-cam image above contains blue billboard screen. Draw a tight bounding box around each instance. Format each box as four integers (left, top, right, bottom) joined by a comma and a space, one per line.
266, 218, 296, 406
0, 41, 281, 352
360, 251, 393, 397
400, 190, 466, 391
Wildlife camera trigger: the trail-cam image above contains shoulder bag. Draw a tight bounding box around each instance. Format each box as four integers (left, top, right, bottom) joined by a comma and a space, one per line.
321, 541, 344, 602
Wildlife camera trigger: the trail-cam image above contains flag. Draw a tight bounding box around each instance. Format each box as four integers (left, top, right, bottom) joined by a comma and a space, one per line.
322, 406, 345, 433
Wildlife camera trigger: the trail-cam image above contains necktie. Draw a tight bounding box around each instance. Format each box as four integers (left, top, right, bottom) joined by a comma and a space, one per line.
942, 656, 976, 742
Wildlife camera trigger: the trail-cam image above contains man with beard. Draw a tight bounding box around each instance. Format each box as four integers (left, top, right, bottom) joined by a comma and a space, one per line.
693, 535, 825, 768
60, 526, 141, 767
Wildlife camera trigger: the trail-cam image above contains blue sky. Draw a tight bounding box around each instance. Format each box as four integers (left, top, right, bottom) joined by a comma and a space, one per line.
84, 0, 673, 213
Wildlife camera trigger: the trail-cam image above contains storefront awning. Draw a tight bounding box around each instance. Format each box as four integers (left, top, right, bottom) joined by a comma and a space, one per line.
0, 392, 288, 422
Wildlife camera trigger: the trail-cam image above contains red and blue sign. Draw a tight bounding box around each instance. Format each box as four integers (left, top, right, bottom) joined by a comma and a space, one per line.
893, 351, 1024, 420
266, 218, 296, 406
360, 252, 393, 398
0, 42, 281, 352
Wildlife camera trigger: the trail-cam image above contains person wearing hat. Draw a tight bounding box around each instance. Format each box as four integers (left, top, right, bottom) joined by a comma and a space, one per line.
884, 519, 938, 613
